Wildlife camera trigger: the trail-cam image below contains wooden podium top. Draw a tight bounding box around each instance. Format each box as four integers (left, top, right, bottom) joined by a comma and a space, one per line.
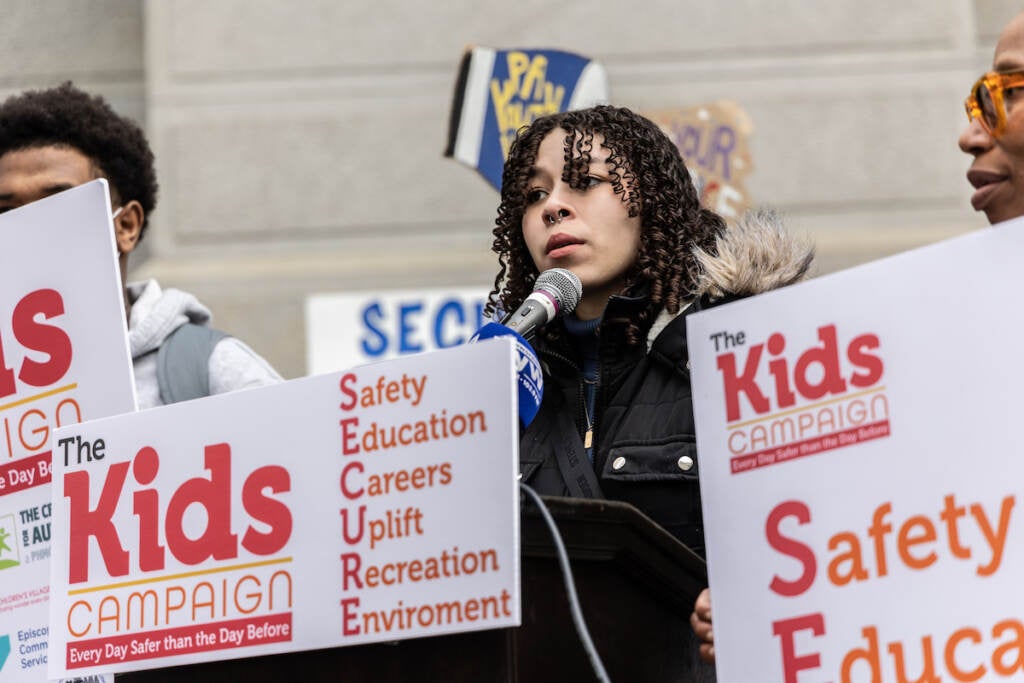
522, 494, 708, 615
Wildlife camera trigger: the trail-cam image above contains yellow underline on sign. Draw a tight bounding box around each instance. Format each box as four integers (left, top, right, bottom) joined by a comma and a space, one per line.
727, 386, 887, 430
0, 383, 78, 414
68, 556, 293, 595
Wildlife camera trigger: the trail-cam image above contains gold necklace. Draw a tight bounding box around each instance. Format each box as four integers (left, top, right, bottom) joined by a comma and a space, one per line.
583, 380, 595, 449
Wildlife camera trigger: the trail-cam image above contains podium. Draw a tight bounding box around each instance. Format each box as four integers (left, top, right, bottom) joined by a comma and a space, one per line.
118, 495, 707, 682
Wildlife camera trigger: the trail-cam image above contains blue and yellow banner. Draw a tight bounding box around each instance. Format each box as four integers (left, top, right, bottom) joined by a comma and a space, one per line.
445, 47, 609, 191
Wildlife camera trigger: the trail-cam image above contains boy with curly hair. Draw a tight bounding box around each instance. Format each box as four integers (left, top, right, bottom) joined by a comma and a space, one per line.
0, 82, 281, 407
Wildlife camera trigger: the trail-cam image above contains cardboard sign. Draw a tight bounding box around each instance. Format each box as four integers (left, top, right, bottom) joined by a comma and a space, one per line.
0, 180, 136, 682
645, 101, 754, 221
686, 219, 1024, 682
48, 339, 520, 679
305, 287, 490, 374
445, 47, 609, 191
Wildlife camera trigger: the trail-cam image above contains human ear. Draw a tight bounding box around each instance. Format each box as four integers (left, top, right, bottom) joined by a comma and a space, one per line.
113, 200, 144, 255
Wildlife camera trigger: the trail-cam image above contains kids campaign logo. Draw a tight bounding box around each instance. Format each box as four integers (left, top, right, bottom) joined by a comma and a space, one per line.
710, 323, 890, 474
58, 436, 294, 670
0, 288, 78, 497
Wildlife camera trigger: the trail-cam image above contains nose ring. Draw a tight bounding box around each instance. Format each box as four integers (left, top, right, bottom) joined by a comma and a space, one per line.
546, 209, 569, 225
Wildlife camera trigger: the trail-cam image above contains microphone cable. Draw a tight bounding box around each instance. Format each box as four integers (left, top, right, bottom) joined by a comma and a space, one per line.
519, 482, 612, 683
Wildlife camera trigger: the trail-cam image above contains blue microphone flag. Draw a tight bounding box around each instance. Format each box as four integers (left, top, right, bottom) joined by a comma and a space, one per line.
469, 322, 543, 427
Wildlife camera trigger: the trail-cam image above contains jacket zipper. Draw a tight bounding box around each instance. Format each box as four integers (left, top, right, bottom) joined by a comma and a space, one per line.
539, 308, 646, 468
540, 348, 594, 447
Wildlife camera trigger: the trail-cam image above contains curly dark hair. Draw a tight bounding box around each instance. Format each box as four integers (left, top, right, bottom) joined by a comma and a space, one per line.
489, 104, 725, 344
0, 81, 158, 237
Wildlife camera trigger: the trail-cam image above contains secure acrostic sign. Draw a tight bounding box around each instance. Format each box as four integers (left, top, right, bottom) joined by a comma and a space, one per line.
48, 339, 520, 679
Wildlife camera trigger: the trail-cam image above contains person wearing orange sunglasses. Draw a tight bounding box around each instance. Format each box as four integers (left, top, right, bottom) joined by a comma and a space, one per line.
960, 10, 1024, 225
690, 10, 1024, 668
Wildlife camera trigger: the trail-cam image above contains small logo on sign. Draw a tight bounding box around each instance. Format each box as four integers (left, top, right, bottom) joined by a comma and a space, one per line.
0, 634, 10, 671
0, 515, 19, 569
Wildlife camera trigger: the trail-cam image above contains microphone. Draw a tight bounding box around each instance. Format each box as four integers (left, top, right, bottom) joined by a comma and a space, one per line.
500, 268, 582, 340
466, 269, 580, 427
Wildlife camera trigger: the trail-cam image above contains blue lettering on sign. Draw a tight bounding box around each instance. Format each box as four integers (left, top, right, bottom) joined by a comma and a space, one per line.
398, 302, 424, 353
698, 125, 735, 180
360, 302, 388, 357
434, 299, 465, 348
670, 121, 737, 180
357, 296, 489, 359
476, 302, 487, 329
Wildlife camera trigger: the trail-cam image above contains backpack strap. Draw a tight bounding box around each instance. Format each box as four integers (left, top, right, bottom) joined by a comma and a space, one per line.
156, 323, 230, 405
551, 406, 604, 499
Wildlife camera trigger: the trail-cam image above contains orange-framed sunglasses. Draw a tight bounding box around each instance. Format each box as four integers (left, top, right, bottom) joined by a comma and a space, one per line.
965, 70, 1024, 137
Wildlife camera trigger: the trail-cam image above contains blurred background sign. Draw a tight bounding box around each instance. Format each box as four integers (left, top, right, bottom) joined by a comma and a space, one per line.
645, 100, 755, 221
305, 287, 490, 375
445, 47, 609, 191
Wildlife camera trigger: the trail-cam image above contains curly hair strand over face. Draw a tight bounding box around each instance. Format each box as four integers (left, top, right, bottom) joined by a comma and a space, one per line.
0, 81, 158, 238
489, 105, 725, 344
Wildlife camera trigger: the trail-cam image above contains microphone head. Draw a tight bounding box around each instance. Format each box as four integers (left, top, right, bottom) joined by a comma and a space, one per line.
534, 268, 582, 317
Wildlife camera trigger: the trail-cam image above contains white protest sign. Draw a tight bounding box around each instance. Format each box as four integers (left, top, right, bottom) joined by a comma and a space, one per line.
0, 180, 136, 682
687, 219, 1024, 682
49, 339, 520, 679
305, 288, 490, 375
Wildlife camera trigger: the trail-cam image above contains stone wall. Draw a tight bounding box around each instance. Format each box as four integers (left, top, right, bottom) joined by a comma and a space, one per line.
0, 0, 1017, 376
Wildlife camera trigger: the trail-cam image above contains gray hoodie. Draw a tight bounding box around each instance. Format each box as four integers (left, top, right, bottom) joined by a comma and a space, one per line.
127, 279, 283, 409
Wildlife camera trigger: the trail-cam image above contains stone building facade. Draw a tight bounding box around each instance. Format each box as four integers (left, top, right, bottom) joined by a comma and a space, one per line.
0, 0, 1015, 377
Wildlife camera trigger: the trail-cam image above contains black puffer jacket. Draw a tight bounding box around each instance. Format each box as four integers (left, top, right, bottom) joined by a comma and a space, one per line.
518, 209, 815, 556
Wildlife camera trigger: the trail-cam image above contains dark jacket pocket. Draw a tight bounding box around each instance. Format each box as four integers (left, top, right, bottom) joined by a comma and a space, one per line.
599, 437, 704, 555
600, 437, 698, 482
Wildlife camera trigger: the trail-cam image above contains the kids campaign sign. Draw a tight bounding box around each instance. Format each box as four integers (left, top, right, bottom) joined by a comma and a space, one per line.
686, 219, 1024, 682
48, 339, 520, 679
0, 180, 136, 681
305, 287, 490, 374
445, 47, 609, 191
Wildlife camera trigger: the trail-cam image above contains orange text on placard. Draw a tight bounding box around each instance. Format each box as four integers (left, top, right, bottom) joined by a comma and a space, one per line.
764, 493, 1016, 682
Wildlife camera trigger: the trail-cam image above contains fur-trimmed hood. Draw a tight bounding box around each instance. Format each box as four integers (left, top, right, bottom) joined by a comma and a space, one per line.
693, 207, 814, 300
646, 208, 814, 348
